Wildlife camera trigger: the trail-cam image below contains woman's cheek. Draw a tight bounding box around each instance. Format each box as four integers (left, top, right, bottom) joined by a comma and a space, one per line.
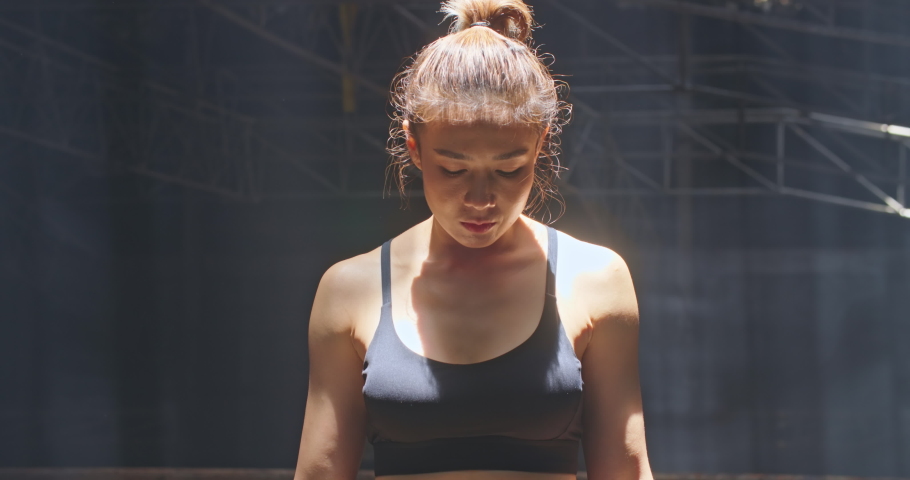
423, 173, 461, 206
506, 175, 534, 200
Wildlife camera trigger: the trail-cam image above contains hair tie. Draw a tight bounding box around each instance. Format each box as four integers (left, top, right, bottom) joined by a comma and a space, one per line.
470, 21, 491, 27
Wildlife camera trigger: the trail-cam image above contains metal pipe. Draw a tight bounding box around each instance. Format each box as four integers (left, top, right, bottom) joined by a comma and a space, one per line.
543, 0, 677, 85
776, 122, 785, 191
676, 122, 777, 190
662, 125, 672, 190
780, 186, 897, 214
198, 0, 385, 95
626, 0, 910, 49
788, 124, 904, 213
0, 123, 252, 200
899, 143, 907, 207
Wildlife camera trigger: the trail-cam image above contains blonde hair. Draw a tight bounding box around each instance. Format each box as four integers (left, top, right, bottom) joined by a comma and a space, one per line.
386, 0, 571, 221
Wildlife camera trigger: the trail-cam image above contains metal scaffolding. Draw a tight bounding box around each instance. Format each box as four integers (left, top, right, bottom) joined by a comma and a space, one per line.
0, 0, 908, 218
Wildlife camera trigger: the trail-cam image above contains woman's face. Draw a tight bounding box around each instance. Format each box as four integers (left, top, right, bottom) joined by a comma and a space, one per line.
407, 121, 547, 248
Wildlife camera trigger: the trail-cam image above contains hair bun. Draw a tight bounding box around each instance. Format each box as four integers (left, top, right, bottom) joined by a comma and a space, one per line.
441, 0, 535, 43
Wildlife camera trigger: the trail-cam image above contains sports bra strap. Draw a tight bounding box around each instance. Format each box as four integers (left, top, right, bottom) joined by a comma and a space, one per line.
546, 226, 557, 297
381, 240, 392, 307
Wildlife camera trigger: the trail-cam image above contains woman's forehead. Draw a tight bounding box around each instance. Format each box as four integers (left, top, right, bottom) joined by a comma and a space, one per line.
419, 121, 542, 141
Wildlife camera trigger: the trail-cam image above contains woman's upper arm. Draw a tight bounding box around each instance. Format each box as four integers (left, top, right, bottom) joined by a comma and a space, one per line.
294, 260, 369, 480
579, 251, 654, 480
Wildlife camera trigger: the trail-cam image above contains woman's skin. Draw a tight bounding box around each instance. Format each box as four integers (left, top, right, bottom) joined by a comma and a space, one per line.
293, 122, 654, 480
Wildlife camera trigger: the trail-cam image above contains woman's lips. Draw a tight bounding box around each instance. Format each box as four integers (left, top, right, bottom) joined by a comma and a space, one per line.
461, 222, 496, 233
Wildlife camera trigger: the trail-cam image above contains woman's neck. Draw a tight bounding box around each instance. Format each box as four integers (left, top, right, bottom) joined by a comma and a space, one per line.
422, 215, 540, 269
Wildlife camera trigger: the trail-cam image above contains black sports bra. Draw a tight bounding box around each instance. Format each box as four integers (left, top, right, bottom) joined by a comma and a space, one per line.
361, 226, 584, 476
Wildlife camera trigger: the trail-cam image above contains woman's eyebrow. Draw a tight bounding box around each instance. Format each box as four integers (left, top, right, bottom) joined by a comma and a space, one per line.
433, 149, 467, 159
433, 148, 529, 160
493, 148, 529, 160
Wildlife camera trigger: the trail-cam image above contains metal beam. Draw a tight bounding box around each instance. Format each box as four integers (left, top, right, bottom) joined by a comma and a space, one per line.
571, 81, 853, 119
780, 186, 902, 215
392, 4, 431, 32
899, 143, 907, 207
562, 118, 595, 183
676, 122, 777, 190
572, 148, 901, 186
198, 0, 386, 96
0, 14, 348, 195
253, 135, 342, 194
0, 0, 421, 8
0, 124, 251, 201
776, 122, 785, 191
562, 187, 773, 197
626, 0, 910, 49
555, 107, 910, 144
806, 112, 910, 141
568, 98, 665, 191
572, 84, 676, 94
820, 128, 887, 174
543, 0, 677, 85
740, 24, 866, 115
789, 124, 906, 215
603, 122, 662, 191
557, 54, 910, 94
0, 15, 256, 122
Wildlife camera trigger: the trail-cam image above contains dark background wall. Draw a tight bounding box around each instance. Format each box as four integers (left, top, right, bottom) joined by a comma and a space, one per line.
2, 0, 910, 476
4, 192, 909, 474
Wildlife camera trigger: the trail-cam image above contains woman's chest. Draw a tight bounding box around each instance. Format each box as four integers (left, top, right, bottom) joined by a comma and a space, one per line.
361, 274, 586, 443
352, 266, 592, 365
392, 269, 546, 363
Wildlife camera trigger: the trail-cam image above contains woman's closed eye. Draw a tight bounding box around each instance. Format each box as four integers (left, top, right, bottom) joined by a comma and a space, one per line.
440, 168, 522, 177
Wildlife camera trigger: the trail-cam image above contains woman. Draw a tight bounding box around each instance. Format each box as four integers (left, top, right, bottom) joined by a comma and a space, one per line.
293, 1, 653, 479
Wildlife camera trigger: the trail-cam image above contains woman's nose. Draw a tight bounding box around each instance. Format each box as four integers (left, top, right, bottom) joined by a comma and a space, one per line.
464, 176, 494, 209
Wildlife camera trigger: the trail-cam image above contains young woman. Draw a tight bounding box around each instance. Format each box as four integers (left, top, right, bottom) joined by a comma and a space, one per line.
293, 1, 653, 479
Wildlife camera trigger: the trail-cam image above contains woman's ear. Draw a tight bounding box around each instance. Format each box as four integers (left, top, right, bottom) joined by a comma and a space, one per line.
538, 125, 550, 154
533, 125, 550, 163
403, 120, 421, 170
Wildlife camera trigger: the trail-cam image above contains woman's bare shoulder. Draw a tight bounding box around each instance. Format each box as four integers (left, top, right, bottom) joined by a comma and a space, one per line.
312, 221, 426, 341
322, 247, 382, 292
553, 229, 638, 324
554, 229, 624, 263
310, 246, 383, 336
